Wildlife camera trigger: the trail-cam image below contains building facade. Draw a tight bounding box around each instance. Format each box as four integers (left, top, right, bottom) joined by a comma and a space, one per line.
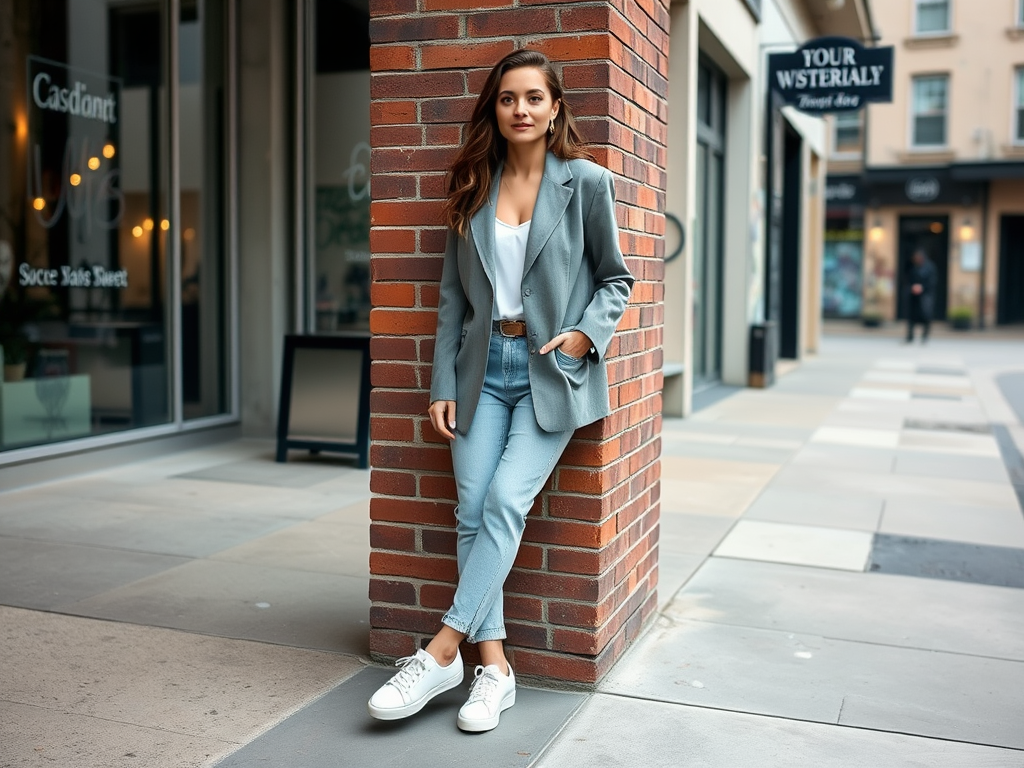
825, 0, 1024, 328
662, 0, 873, 417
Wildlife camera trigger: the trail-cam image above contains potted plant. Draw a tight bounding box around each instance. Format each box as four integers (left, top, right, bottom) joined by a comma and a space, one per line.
948, 305, 973, 331
1, 331, 29, 382
861, 309, 884, 328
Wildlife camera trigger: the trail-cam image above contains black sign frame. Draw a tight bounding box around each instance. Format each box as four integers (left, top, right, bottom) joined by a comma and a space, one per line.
767, 36, 894, 115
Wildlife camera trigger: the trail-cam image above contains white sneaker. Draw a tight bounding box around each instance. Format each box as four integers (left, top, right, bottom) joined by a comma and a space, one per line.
368, 648, 464, 720
457, 664, 516, 732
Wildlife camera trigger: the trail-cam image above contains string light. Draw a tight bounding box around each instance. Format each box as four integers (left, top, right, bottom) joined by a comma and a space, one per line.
143, 217, 154, 231
160, 219, 170, 231
32, 197, 46, 211
88, 157, 101, 170
69, 173, 82, 186
102, 143, 116, 158
132, 225, 143, 237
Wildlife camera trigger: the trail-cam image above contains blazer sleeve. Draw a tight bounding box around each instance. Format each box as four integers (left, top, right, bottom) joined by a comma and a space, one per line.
575, 169, 635, 362
429, 229, 468, 403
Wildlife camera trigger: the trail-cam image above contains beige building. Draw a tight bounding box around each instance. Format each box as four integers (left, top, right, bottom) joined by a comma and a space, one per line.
825, 0, 1024, 328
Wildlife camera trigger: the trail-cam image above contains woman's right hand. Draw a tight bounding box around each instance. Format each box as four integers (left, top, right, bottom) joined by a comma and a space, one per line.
428, 400, 457, 440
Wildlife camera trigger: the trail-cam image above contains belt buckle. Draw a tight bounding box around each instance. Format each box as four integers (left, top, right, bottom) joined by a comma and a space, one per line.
499, 320, 524, 337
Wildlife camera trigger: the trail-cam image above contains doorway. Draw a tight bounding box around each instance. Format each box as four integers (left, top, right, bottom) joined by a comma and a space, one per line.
779, 123, 802, 359
692, 57, 726, 390
897, 215, 949, 321
998, 215, 1024, 325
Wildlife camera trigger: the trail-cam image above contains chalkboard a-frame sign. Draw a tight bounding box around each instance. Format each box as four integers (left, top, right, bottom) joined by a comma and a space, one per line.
768, 36, 894, 114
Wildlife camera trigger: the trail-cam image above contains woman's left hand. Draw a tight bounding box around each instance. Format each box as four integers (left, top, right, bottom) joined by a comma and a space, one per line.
540, 330, 593, 359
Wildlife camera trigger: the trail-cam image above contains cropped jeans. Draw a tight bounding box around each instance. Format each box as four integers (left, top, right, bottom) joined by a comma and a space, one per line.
442, 331, 574, 642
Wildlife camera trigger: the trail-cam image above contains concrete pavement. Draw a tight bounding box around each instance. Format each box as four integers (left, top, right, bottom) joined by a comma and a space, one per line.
2, 332, 1024, 767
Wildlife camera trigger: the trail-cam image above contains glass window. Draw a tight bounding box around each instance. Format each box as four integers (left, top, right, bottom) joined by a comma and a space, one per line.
834, 112, 862, 153
912, 75, 948, 147
1, 2, 172, 451
1016, 67, 1024, 143
308, 0, 371, 333
915, 0, 951, 34
0, 1, 229, 454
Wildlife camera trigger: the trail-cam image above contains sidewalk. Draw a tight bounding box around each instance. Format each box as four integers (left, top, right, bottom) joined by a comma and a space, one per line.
2, 333, 1023, 767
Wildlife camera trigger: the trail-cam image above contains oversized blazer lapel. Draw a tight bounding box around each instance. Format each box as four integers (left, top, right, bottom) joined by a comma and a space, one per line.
523, 152, 573, 277
468, 165, 503, 289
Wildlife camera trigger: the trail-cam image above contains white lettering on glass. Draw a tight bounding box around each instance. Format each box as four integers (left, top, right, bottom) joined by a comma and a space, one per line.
32, 72, 118, 125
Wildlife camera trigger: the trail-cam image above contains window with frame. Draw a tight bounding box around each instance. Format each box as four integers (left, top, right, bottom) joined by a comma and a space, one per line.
1016, 67, 1024, 143
915, 0, 951, 34
912, 75, 948, 147
834, 112, 862, 154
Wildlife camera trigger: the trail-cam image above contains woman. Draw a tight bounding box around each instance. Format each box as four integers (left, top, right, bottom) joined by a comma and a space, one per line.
368, 49, 633, 732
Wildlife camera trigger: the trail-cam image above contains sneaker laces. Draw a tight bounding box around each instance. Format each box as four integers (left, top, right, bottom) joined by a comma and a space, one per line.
466, 665, 500, 706
388, 654, 427, 695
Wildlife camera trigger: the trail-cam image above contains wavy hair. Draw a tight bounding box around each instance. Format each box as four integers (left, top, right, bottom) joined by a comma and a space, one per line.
442, 49, 594, 237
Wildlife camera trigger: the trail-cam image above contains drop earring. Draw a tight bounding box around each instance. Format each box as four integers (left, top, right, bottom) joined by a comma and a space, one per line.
549, 118, 555, 135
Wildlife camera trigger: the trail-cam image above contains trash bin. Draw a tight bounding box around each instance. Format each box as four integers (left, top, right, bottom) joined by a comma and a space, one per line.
748, 321, 776, 389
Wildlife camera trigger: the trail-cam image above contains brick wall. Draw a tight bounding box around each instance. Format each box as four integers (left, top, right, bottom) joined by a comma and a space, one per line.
368, 0, 669, 686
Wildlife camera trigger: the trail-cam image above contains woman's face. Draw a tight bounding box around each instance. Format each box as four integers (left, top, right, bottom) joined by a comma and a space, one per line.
494, 66, 559, 147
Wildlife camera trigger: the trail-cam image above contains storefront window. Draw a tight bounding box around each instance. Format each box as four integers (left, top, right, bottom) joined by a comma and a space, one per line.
823, 219, 865, 318
307, 0, 370, 333
0, 0, 228, 453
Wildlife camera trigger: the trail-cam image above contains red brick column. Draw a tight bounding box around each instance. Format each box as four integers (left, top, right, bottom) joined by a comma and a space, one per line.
368, 0, 668, 686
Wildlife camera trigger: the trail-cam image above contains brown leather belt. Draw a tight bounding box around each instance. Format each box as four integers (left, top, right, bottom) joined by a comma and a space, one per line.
493, 319, 527, 337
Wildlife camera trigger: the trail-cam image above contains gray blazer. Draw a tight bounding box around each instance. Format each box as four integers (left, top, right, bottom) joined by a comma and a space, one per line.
429, 153, 634, 434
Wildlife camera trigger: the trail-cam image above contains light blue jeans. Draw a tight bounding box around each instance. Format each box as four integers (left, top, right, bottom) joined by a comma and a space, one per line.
442, 332, 574, 642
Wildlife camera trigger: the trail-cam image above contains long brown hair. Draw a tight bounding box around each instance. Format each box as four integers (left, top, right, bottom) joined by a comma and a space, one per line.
442, 49, 594, 237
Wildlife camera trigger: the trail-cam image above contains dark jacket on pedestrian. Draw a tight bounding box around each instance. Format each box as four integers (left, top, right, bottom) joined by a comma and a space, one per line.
908, 258, 938, 321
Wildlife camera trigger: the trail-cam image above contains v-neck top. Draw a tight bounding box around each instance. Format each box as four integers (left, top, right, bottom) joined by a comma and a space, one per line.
493, 217, 530, 321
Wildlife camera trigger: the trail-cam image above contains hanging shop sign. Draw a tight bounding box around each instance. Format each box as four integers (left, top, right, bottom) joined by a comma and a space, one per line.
768, 36, 894, 114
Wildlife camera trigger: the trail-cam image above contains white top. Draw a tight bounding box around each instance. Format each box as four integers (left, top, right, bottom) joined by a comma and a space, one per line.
493, 217, 530, 320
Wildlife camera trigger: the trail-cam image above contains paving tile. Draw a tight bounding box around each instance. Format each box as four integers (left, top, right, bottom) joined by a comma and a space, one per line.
898, 429, 1001, 457
811, 426, 900, 449
788, 443, 896, 473
769, 465, 1018, 509
662, 558, 1024, 661
0, 536, 189, 611
659, 513, 736, 556
661, 457, 780, 517
0, 606, 362, 745
892, 451, 1009, 483
849, 387, 911, 401
870, 534, 1024, 589
0, 496, 297, 559
0, 702, 231, 768
66, 559, 371, 655
712, 521, 872, 571
213, 666, 585, 768
880, 498, 1024, 548
533, 694, 1020, 768
210, 519, 370, 578
178, 456, 359, 489
657, 552, 706, 609
600, 616, 1024, 749
743, 489, 884, 531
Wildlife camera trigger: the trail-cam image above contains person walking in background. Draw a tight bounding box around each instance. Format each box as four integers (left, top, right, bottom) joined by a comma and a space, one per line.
366, 49, 633, 732
906, 249, 937, 343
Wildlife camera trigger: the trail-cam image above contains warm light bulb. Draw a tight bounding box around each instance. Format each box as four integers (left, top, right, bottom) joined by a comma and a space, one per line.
88, 156, 101, 170
160, 219, 170, 231
143, 217, 154, 231
32, 197, 46, 211
132, 225, 144, 237
869, 226, 884, 242
103, 143, 116, 158
69, 173, 82, 186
